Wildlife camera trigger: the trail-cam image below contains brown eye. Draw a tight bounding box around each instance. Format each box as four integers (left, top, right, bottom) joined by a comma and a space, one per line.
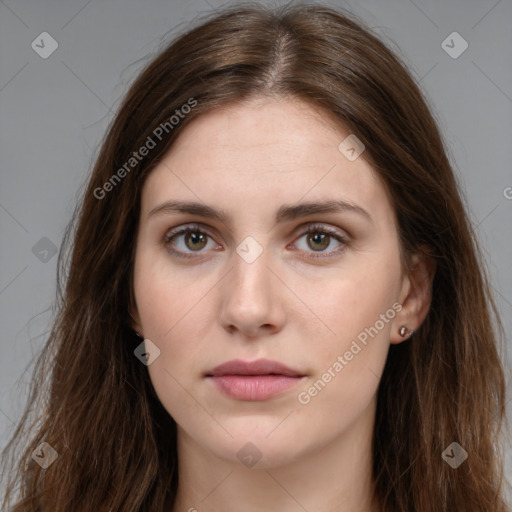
306, 232, 331, 251
183, 231, 208, 251
293, 224, 348, 259
164, 224, 218, 258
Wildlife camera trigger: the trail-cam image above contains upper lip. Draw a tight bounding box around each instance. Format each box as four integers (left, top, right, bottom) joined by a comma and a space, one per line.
206, 358, 304, 377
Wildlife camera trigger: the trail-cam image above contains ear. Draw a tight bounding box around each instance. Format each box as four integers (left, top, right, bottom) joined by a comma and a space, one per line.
130, 308, 143, 336
390, 249, 436, 344
128, 288, 143, 336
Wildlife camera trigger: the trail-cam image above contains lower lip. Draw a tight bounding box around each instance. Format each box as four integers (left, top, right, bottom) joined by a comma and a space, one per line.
208, 375, 303, 401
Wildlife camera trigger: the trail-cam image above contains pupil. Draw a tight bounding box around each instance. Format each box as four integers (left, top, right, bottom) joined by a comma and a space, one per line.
187, 232, 207, 250
309, 233, 329, 251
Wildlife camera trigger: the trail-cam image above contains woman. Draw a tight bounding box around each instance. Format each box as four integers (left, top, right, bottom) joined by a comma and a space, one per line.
1, 3, 509, 511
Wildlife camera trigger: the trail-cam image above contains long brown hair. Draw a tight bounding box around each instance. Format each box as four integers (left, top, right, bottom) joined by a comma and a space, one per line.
2, 3, 509, 511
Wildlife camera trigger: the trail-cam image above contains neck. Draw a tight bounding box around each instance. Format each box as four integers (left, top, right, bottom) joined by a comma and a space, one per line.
171, 400, 379, 512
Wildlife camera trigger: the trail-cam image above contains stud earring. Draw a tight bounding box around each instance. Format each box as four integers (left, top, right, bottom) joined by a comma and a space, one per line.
399, 326, 408, 337
134, 330, 143, 338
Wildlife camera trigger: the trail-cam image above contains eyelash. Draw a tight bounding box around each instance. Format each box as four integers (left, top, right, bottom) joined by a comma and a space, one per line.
163, 223, 348, 260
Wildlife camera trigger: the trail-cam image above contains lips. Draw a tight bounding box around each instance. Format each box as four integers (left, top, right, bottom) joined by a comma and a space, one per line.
205, 359, 305, 401
206, 358, 304, 378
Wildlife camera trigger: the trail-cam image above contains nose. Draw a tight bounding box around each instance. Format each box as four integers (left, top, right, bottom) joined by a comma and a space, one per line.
218, 248, 286, 339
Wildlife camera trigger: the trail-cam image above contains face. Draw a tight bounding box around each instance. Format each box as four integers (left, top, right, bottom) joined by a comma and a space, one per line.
132, 96, 413, 468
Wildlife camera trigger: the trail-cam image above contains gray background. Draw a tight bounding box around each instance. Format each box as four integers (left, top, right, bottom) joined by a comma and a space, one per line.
1, 0, 511, 491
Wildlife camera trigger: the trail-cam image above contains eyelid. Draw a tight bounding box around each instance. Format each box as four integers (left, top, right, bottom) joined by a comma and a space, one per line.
292, 222, 348, 238
164, 222, 216, 242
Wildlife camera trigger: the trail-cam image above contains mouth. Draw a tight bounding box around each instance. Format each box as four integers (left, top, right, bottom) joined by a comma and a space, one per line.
205, 359, 306, 401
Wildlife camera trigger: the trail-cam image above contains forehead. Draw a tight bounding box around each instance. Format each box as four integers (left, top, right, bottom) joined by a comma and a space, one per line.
166, 96, 351, 167
141, 96, 395, 229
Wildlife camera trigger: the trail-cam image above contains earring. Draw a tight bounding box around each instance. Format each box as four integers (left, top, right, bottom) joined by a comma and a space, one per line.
399, 326, 408, 337
134, 330, 143, 338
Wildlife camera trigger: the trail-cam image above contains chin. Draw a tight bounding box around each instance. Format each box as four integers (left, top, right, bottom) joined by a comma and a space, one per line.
198, 424, 311, 470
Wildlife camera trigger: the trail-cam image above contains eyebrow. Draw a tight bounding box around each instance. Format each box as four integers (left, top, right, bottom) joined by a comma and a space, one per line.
148, 199, 373, 224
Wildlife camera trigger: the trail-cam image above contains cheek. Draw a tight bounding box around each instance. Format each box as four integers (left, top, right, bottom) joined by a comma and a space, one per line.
133, 244, 214, 339
313, 256, 400, 344
134, 263, 214, 421
295, 298, 394, 438
299, 255, 400, 400
132, 248, 228, 408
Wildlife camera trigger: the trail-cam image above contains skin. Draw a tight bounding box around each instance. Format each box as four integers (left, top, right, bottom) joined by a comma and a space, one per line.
131, 96, 434, 512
